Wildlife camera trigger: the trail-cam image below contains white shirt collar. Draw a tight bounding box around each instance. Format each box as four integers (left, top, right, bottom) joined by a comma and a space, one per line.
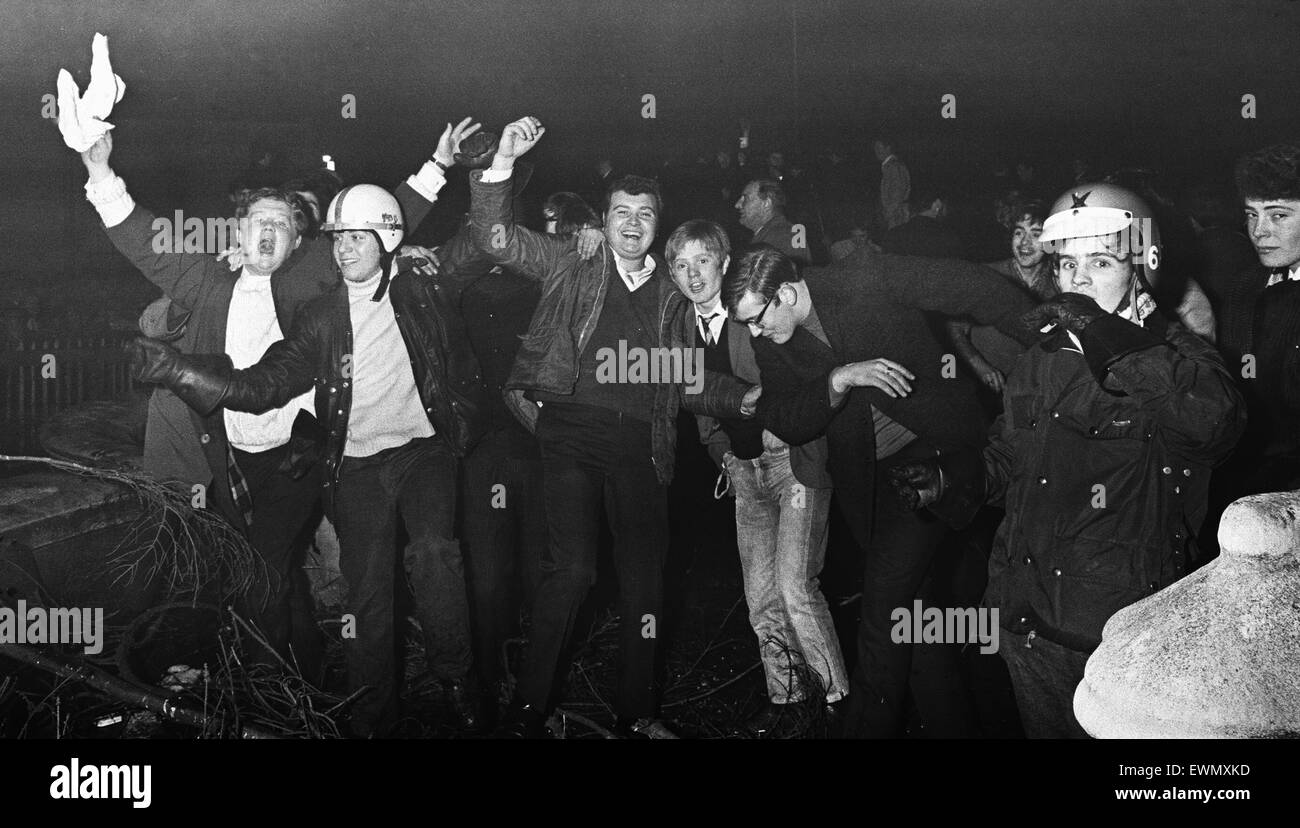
693, 303, 725, 342
693, 298, 723, 318
615, 253, 656, 292
1265, 263, 1300, 287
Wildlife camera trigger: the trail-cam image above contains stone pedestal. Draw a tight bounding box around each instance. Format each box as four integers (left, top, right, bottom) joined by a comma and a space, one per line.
1074, 490, 1300, 738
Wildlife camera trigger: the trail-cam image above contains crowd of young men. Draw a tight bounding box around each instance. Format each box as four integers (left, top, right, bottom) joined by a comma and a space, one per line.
98, 104, 1298, 738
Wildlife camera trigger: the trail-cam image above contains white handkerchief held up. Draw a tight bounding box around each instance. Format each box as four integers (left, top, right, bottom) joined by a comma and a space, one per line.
56, 32, 126, 152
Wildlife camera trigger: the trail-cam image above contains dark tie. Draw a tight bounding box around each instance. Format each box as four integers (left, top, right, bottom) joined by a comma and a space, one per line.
700, 313, 719, 346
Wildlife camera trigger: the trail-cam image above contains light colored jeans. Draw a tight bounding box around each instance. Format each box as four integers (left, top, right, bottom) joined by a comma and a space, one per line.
725, 443, 847, 704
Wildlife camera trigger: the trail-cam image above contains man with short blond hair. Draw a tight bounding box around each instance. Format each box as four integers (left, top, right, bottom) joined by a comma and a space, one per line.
670, 219, 845, 733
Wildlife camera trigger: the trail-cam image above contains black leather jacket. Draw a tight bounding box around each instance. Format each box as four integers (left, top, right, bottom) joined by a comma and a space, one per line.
216, 262, 485, 516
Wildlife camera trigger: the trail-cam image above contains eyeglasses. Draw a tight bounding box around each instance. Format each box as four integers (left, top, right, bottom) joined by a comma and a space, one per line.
739, 291, 779, 330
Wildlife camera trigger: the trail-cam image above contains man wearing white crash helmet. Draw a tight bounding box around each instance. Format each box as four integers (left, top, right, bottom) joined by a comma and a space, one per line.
77, 101, 472, 684
1039, 183, 1216, 339
888, 182, 1245, 737
132, 123, 491, 738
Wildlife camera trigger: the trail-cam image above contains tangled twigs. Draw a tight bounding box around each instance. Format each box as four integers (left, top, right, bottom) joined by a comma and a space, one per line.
0, 641, 278, 739
575, 662, 613, 717
669, 596, 746, 688
0, 454, 265, 603
203, 609, 345, 739
661, 662, 762, 709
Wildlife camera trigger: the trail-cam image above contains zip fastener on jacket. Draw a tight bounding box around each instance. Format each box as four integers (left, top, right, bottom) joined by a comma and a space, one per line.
650, 288, 689, 480
574, 245, 609, 354
657, 282, 673, 343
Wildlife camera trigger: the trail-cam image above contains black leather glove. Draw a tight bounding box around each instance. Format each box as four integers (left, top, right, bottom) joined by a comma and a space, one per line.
887, 458, 943, 511
130, 337, 233, 416
454, 130, 500, 169
1020, 292, 1107, 338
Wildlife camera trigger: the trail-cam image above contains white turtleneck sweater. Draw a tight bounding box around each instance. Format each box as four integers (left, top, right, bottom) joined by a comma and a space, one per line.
343, 268, 435, 458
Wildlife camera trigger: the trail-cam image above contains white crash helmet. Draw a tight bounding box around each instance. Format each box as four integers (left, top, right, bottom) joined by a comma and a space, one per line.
1039, 182, 1163, 284
321, 184, 405, 253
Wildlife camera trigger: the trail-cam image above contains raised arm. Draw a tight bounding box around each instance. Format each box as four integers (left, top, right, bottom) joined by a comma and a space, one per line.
468, 116, 576, 282
81, 133, 217, 309
397, 116, 482, 233
877, 255, 1038, 343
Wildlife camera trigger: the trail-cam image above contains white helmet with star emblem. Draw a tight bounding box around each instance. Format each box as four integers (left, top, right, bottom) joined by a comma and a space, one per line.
321, 184, 405, 253
1040, 182, 1163, 283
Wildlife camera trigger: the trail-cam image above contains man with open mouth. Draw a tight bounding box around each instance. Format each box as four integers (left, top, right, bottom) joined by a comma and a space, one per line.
131, 133, 492, 736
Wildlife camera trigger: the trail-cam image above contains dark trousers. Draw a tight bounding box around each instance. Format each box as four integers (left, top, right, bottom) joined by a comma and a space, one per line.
521, 403, 668, 720
230, 444, 323, 678
461, 426, 546, 688
844, 439, 975, 738
334, 437, 472, 736
999, 630, 1091, 738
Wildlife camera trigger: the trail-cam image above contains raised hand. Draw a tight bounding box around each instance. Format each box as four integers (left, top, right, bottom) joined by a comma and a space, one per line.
434, 116, 482, 168
81, 133, 113, 182
492, 116, 546, 168
740, 384, 762, 417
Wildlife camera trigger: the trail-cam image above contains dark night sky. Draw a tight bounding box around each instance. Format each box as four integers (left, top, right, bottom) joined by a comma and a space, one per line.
3, 0, 1299, 283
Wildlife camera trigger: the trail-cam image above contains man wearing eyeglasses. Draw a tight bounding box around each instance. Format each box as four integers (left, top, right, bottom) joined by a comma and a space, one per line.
723, 244, 1035, 738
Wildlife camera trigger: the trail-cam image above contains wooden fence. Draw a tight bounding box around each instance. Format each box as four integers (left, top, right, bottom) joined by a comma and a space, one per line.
0, 332, 139, 456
